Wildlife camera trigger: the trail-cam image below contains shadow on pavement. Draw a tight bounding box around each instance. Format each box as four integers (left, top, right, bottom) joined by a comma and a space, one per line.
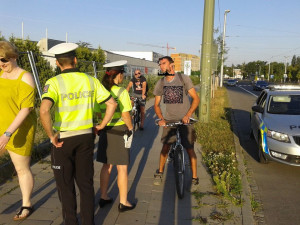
94, 104, 159, 224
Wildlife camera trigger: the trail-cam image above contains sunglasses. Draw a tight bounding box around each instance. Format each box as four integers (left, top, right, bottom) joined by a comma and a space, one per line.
135, 73, 141, 75
0, 58, 10, 63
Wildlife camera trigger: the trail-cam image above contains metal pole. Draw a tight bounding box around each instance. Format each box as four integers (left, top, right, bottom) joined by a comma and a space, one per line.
27, 51, 43, 100
199, 0, 215, 123
268, 62, 270, 82
220, 10, 230, 87
92, 61, 97, 78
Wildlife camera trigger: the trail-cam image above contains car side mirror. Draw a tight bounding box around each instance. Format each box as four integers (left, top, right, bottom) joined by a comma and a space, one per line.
252, 105, 264, 113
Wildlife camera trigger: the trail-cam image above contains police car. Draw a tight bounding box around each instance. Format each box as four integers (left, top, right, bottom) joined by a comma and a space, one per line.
250, 85, 300, 165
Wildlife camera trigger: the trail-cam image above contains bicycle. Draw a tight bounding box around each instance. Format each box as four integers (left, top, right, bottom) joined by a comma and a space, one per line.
131, 97, 141, 131
155, 118, 197, 199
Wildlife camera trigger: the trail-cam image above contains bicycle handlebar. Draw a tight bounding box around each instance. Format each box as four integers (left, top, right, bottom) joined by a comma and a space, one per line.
155, 118, 198, 127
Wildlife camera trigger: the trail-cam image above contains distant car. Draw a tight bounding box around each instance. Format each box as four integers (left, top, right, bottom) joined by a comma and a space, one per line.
226, 79, 237, 87
253, 80, 268, 91
250, 85, 300, 166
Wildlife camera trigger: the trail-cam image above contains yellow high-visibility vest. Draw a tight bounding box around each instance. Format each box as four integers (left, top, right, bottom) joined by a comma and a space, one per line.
97, 85, 132, 126
42, 70, 111, 131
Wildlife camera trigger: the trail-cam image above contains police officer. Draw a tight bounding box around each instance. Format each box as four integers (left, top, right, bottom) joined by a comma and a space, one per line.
39, 43, 117, 225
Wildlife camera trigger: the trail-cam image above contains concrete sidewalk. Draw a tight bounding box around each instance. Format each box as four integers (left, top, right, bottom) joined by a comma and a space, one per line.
0, 98, 254, 225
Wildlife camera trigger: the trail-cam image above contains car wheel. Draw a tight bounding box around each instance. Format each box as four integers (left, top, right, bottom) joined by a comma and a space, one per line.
258, 133, 269, 164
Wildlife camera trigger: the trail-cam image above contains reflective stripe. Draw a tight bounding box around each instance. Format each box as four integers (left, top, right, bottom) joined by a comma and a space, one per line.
56, 76, 67, 106
54, 73, 96, 130
259, 122, 269, 154
54, 119, 92, 129
59, 103, 92, 112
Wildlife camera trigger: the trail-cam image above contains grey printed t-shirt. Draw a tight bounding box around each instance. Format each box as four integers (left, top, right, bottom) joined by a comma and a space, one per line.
153, 73, 194, 120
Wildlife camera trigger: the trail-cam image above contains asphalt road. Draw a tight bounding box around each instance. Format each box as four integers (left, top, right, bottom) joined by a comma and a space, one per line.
226, 81, 300, 225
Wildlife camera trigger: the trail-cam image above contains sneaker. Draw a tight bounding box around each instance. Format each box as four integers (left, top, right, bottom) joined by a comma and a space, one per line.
154, 169, 163, 186
139, 127, 144, 131
154, 169, 163, 178
192, 177, 199, 185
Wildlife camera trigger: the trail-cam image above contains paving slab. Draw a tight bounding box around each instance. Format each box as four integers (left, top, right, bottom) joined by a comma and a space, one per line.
0, 97, 254, 225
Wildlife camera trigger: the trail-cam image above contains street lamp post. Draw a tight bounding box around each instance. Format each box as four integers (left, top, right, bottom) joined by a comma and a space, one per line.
220, 9, 230, 87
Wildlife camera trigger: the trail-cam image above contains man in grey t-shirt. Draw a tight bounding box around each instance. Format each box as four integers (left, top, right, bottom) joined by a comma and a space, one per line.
153, 56, 200, 185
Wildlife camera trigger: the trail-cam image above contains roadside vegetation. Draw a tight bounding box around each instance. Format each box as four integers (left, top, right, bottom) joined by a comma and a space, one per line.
195, 87, 242, 204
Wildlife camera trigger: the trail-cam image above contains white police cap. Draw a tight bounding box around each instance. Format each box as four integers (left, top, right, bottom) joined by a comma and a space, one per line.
48, 43, 78, 58
103, 60, 127, 70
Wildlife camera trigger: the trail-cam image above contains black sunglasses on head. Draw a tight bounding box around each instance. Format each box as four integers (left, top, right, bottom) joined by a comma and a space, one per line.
0, 58, 9, 63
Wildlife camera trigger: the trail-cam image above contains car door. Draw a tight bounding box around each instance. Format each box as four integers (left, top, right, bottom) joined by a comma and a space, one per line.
252, 91, 268, 142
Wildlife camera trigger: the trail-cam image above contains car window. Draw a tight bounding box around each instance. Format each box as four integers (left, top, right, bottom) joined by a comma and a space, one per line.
256, 91, 267, 104
267, 95, 300, 115
258, 92, 267, 108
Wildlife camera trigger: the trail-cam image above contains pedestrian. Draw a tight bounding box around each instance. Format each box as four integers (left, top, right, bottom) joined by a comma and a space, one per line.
153, 56, 200, 185
0, 41, 36, 220
126, 69, 147, 130
39, 43, 117, 225
96, 60, 136, 212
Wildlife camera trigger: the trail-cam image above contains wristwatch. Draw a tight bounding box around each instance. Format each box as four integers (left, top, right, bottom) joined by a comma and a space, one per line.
4, 131, 12, 137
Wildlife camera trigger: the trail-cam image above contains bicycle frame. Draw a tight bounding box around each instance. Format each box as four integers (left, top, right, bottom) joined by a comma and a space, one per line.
156, 118, 197, 199
132, 97, 141, 130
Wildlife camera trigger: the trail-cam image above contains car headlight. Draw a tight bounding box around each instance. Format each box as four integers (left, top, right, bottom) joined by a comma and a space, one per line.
267, 129, 290, 143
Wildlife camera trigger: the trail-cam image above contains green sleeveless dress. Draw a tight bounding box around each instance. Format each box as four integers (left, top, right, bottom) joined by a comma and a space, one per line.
0, 70, 37, 156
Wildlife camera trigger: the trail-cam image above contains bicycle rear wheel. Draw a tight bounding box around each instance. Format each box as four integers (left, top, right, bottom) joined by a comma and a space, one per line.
173, 145, 185, 199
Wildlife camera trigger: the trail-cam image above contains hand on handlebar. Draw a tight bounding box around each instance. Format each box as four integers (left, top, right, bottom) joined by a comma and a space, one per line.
158, 119, 166, 127
182, 115, 190, 124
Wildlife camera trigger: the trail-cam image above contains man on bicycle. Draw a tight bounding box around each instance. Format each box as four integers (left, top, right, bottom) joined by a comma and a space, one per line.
126, 69, 147, 130
153, 56, 200, 185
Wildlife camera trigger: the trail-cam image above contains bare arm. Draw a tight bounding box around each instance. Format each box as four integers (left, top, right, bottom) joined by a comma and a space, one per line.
154, 95, 166, 126
95, 97, 117, 130
142, 81, 146, 99
122, 111, 133, 130
40, 99, 63, 148
21, 72, 36, 88
182, 88, 200, 124
126, 81, 133, 92
0, 72, 36, 150
0, 108, 33, 150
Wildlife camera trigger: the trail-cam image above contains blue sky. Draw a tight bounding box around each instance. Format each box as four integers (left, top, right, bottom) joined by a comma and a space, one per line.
1, 0, 300, 65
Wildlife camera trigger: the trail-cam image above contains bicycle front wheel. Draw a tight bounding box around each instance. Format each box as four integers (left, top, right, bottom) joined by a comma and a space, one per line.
173, 145, 185, 199
133, 112, 140, 131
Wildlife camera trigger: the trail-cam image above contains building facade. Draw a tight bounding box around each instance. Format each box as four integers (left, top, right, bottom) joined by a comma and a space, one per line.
171, 53, 200, 73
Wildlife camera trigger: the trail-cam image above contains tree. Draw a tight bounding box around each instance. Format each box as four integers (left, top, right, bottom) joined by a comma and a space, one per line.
9, 37, 55, 87
297, 71, 300, 83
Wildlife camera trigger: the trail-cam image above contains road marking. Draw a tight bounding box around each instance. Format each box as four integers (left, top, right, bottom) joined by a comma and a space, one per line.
238, 86, 258, 97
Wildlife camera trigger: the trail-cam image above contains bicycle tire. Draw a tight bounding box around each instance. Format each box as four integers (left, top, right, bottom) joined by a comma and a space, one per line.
133, 111, 138, 131
173, 145, 185, 199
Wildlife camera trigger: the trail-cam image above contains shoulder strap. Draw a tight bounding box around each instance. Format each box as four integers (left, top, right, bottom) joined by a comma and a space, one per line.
17, 71, 27, 80
177, 73, 189, 95
160, 77, 165, 92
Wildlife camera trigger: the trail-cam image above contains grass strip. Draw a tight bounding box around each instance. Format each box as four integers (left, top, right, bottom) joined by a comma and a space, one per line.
195, 87, 242, 204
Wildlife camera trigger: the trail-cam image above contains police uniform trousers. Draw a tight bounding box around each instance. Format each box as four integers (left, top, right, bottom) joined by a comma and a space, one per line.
51, 133, 95, 225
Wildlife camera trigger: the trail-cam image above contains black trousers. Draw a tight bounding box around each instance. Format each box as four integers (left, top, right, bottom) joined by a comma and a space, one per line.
51, 133, 95, 225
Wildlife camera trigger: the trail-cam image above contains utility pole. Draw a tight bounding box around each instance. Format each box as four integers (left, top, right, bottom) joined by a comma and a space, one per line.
199, 0, 215, 123
219, 10, 230, 87
268, 62, 271, 82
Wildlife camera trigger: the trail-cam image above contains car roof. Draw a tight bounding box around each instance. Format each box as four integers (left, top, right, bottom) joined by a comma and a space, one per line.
265, 89, 300, 95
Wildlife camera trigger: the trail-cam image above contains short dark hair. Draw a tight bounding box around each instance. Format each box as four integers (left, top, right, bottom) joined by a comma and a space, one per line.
57, 56, 75, 67
158, 56, 174, 64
